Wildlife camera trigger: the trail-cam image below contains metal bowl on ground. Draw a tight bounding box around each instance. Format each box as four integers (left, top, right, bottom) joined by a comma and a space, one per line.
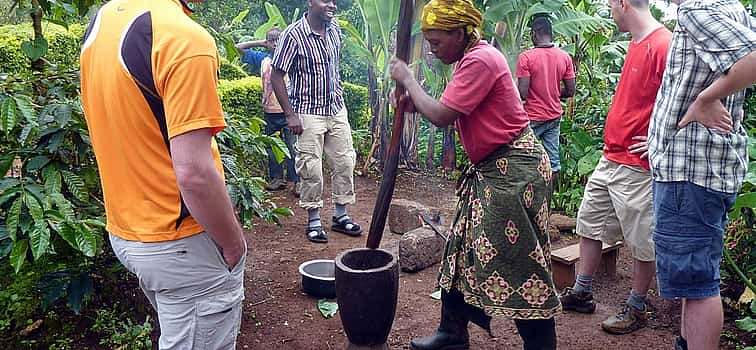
298, 259, 336, 298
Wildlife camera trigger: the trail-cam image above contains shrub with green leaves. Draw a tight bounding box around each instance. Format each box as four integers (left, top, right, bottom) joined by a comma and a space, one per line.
215, 77, 370, 224
92, 305, 152, 350
0, 24, 84, 74
219, 56, 248, 80
217, 76, 371, 139
0, 70, 105, 274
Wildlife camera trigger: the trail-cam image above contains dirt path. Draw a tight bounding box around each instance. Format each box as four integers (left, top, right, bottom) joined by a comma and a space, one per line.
237, 172, 683, 349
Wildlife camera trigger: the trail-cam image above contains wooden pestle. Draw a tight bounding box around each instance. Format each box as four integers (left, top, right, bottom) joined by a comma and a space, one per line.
366, 0, 415, 250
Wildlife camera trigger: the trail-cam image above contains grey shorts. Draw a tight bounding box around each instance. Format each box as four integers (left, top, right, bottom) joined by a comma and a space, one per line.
109, 232, 247, 349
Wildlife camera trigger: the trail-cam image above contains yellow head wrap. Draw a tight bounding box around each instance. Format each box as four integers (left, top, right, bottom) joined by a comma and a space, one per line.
420, 0, 483, 51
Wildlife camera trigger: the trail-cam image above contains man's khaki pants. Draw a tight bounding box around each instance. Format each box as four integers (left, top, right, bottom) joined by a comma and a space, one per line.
295, 107, 357, 210
109, 232, 246, 350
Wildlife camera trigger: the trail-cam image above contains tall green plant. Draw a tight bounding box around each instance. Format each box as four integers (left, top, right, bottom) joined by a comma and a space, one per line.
341, 0, 408, 170
0, 70, 104, 278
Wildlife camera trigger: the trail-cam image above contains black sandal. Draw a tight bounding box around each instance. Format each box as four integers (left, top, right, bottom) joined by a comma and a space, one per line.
306, 219, 328, 243
331, 214, 363, 236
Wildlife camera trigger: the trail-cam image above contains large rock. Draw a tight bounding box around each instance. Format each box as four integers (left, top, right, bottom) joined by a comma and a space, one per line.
389, 199, 441, 234
399, 227, 446, 272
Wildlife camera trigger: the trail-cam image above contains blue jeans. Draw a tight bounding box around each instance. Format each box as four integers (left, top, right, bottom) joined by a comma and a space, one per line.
652, 181, 736, 299
265, 112, 298, 182
530, 118, 561, 172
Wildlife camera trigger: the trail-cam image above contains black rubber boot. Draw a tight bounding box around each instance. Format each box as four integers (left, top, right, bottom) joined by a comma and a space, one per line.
409, 291, 471, 350
675, 336, 688, 350
514, 318, 557, 350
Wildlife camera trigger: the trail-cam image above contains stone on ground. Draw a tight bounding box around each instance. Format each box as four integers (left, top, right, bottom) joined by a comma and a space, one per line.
399, 226, 446, 272
389, 199, 441, 234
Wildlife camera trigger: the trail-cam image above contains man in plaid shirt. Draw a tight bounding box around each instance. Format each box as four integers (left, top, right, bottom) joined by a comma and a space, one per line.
647, 0, 756, 348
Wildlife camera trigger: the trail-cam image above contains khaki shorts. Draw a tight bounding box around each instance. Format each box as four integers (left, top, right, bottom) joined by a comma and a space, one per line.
109, 232, 246, 350
576, 156, 655, 261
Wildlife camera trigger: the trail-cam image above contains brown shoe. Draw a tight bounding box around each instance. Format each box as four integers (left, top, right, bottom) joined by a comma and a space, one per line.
559, 287, 596, 314
265, 178, 286, 191
601, 304, 648, 335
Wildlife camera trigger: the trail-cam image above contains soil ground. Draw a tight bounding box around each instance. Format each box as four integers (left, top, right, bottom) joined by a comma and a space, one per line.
238, 171, 688, 350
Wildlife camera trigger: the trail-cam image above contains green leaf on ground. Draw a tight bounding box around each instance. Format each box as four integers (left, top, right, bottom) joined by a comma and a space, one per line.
67, 272, 94, 315
430, 290, 442, 300
317, 299, 338, 319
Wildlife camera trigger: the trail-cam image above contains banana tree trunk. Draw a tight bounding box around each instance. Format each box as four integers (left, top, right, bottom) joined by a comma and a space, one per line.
424, 123, 437, 171
379, 90, 391, 166
367, 57, 380, 131
400, 112, 419, 169
441, 125, 456, 171
399, 6, 425, 170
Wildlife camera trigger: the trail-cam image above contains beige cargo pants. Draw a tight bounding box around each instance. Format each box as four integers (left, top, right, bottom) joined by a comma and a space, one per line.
109, 232, 246, 350
295, 107, 357, 210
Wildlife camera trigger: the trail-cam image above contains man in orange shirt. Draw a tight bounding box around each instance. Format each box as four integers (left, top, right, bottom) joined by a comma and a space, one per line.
516, 16, 576, 190
80, 0, 246, 348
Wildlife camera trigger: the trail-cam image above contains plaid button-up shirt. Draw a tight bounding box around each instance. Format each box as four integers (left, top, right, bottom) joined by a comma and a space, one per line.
648, 0, 756, 193
271, 14, 344, 116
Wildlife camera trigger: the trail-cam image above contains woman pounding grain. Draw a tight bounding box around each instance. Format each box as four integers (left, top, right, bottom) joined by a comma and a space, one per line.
390, 1, 560, 349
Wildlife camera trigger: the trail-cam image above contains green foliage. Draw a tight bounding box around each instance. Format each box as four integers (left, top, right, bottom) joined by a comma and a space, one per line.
338, 1, 369, 85
0, 263, 39, 332
317, 299, 338, 319
343, 82, 371, 160
190, 0, 303, 34
219, 56, 249, 80
343, 82, 370, 131
552, 112, 604, 215
217, 76, 265, 120
218, 77, 371, 139
216, 78, 369, 218
0, 23, 83, 74
91, 304, 152, 349
216, 77, 291, 225
252, 1, 298, 39
0, 70, 105, 274
722, 131, 756, 303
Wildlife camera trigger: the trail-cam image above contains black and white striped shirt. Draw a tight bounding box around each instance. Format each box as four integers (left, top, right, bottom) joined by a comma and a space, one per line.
648, 0, 756, 193
272, 14, 344, 116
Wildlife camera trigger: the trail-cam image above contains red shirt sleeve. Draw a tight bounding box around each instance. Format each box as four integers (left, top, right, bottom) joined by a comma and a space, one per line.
563, 53, 576, 80
515, 52, 530, 78
441, 57, 496, 115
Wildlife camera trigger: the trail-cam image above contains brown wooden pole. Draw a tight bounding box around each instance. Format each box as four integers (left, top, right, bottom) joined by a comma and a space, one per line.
366, 0, 415, 249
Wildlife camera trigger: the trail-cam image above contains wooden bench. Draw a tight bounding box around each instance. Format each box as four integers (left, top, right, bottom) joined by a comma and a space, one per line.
550, 241, 623, 291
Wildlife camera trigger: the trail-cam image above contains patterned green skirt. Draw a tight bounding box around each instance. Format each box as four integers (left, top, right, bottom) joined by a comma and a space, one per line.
438, 127, 561, 320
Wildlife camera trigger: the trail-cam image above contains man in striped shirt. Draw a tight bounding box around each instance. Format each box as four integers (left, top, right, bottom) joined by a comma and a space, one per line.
271, 0, 362, 243
647, 0, 756, 348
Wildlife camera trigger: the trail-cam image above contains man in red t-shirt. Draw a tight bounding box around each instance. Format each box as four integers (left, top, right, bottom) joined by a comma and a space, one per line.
559, 0, 672, 335
516, 16, 576, 187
